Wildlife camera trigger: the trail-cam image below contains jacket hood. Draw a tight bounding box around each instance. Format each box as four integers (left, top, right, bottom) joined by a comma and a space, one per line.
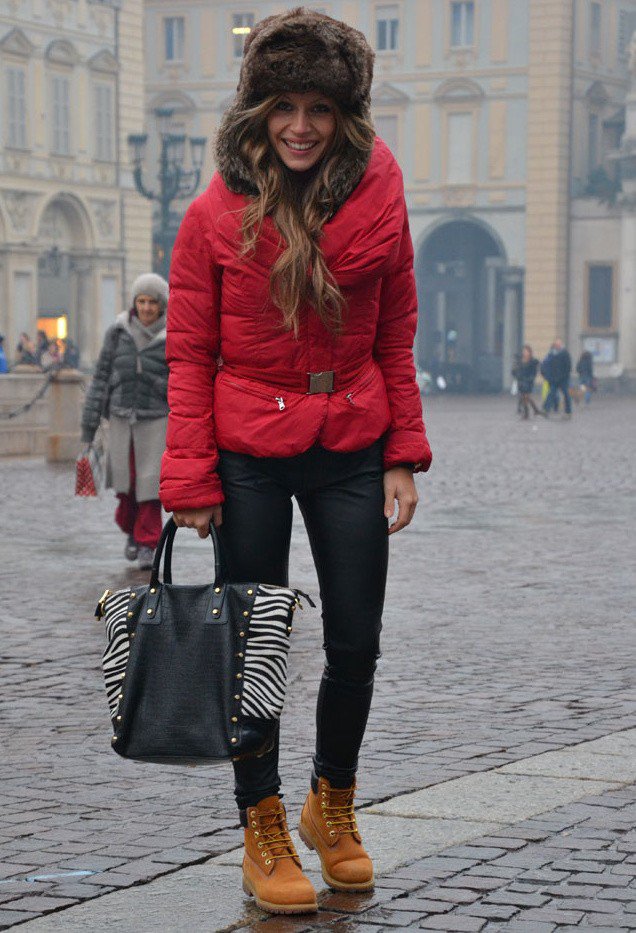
215, 7, 375, 212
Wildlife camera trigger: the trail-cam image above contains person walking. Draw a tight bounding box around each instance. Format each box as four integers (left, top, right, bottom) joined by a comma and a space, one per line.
159, 8, 432, 916
543, 339, 572, 417
81, 274, 169, 570
513, 345, 545, 419
576, 349, 595, 405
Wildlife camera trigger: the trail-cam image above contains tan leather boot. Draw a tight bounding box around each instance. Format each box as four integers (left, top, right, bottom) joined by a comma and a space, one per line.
298, 776, 374, 891
242, 795, 318, 914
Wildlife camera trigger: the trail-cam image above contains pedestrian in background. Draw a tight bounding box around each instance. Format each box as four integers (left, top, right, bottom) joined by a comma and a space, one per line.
16, 333, 38, 367
62, 338, 80, 369
513, 345, 545, 419
161, 8, 431, 916
35, 329, 49, 367
576, 349, 595, 405
543, 339, 572, 418
81, 274, 169, 570
0, 335, 8, 373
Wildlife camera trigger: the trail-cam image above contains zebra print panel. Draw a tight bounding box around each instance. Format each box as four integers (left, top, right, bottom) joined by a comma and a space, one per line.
241, 583, 297, 720
101, 588, 131, 719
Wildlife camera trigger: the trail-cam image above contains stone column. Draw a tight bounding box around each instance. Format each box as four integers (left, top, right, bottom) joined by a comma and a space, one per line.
525, 0, 574, 355
46, 369, 86, 462
616, 34, 636, 386
502, 268, 524, 390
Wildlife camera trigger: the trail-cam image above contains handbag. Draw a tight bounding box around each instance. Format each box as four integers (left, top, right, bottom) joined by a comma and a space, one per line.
75, 434, 105, 497
95, 517, 314, 765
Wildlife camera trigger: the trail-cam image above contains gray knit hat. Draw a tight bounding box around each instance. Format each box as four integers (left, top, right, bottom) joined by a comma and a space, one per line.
131, 273, 169, 313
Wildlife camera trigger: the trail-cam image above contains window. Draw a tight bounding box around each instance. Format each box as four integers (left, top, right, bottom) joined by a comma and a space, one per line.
590, 2, 601, 56
165, 17, 185, 62
447, 111, 473, 184
375, 114, 398, 154
7, 67, 27, 149
587, 265, 613, 329
51, 75, 71, 155
451, 1, 475, 48
588, 112, 599, 173
618, 10, 636, 60
94, 83, 114, 161
232, 13, 254, 59
376, 5, 399, 52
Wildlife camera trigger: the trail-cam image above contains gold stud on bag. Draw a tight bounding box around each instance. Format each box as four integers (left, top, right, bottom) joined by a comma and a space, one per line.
97, 517, 315, 765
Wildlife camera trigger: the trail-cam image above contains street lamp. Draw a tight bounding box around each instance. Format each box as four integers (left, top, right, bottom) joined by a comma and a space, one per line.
127, 107, 207, 279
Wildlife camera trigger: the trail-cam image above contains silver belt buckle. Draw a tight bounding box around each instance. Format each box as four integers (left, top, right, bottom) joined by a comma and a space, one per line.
307, 371, 335, 394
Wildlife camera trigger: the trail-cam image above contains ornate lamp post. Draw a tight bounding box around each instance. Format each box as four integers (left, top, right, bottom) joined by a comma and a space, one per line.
128, 107, 207, 279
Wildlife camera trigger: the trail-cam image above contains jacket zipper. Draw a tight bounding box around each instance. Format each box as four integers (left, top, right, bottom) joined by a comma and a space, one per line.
225, 378, 285, 411
344, 367, 376, 406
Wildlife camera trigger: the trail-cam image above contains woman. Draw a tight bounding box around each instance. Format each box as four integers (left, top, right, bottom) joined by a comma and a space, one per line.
161, 9, 432, 915
513, 345, 545, 419
82, 274, 169, 570
576, 349, 595, 405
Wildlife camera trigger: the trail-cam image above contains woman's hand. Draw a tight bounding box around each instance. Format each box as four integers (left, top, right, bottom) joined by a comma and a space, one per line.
172, 506, 223, 538
383, 467, 419, 536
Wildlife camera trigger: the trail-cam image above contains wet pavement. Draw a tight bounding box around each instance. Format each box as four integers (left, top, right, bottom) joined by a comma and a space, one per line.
0, 394, 635, 931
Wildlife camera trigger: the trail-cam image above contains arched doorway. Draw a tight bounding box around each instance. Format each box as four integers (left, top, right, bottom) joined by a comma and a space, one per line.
415, 219, 515, 392
37, 195, 94, 360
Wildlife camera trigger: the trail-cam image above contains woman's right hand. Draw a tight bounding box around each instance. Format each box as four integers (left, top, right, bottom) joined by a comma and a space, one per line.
172, 506, 223, 538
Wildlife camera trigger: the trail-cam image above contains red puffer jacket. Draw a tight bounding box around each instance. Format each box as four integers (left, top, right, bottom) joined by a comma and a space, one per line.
160, 139, 432, 511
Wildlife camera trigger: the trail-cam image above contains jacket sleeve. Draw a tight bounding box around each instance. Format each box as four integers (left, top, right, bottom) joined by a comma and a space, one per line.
374, 198, 432, 473
159, 199, 224, 511
80, 327, 116, 443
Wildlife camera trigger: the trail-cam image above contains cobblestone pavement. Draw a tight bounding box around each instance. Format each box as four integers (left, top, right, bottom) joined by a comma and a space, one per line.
0, 395, 634, 930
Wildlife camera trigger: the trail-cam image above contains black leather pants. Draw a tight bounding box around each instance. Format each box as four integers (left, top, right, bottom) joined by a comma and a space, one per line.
217, 441, 389, 810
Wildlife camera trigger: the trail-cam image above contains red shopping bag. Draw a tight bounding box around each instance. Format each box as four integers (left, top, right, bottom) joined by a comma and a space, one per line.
75, 440, 104, 497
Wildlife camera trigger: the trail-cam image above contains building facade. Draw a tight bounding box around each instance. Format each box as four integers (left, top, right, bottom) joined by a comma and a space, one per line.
144, 0, 636, 389
0, 0, 152, 367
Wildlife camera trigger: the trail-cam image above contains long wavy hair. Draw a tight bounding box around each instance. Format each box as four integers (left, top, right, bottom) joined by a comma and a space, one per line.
233, 95, 375, 334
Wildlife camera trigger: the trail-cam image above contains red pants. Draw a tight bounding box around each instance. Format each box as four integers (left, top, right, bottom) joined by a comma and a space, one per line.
114, 443, 162, 549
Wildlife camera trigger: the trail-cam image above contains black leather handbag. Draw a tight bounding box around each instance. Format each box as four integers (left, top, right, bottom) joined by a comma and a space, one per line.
95, 517, 313, 765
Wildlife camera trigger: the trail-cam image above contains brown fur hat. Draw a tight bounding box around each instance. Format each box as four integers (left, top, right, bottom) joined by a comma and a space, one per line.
238, 7, 374, 112
215, 7, 375, 206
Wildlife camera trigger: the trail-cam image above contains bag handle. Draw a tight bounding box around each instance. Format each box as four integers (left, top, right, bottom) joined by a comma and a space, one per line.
150, 517, 228, 588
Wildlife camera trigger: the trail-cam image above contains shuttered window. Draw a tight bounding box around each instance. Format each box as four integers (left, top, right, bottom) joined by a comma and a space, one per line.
232, 13, 255, 59
7, 67, 27, 149
94, 83, 114, 161
51, 75, 71, 155
377, 5, 400, 51
165, 17, 185, 62
451, 1, 475, 48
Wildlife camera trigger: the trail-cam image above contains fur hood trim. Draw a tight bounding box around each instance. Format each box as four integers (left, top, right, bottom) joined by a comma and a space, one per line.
215, 7, 375, 210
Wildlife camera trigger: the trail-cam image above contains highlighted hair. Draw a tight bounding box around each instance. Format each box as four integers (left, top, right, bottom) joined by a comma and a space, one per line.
232, 95, 375, 334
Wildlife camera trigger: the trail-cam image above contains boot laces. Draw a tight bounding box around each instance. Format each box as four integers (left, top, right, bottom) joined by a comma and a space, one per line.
322, 785, 357, 836
254, 807, 298, 862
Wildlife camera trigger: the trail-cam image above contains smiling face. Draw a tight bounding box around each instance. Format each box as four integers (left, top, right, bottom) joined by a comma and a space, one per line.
135, 294, 162, 326
266, 91, 337, 172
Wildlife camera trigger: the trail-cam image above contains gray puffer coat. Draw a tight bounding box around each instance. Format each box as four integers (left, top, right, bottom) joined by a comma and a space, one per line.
82, 312, 169, 441
82, 312, 169, 502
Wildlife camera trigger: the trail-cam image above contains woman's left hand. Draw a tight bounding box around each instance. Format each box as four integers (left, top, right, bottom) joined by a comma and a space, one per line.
383, 466, 419, 536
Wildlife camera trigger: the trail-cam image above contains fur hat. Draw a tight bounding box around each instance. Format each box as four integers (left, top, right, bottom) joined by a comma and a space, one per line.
215, 7, 375, 208
239, 7, 374, 112
131, 273, 169, 313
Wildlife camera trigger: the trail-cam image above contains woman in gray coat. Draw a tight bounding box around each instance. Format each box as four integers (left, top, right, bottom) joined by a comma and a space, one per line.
82, 274, 169, 569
